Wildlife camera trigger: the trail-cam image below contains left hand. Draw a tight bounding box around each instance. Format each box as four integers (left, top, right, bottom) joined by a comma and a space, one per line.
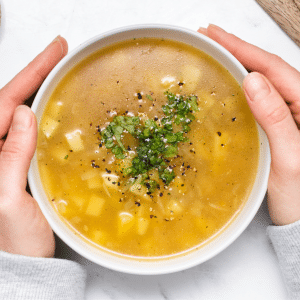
0, 36, 68, 257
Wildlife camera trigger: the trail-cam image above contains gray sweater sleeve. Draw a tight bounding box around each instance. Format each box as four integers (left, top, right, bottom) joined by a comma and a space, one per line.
0, 251, 87, 300
267, 220, 300, 299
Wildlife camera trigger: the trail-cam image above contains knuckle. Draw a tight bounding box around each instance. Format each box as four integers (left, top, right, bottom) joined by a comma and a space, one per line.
265, 104, 290, 127
283, 157, 300, 177
263, 54, 285, 75
1, 140, 29, 162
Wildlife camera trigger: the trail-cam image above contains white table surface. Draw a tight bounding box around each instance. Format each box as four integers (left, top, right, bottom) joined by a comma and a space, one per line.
1, 0, 300, 299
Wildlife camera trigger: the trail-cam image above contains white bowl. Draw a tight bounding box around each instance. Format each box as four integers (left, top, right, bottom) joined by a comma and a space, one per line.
28, 24, 270, 275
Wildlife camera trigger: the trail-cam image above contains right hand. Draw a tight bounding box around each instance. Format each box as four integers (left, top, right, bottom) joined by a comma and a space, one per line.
198, 24, 300, 226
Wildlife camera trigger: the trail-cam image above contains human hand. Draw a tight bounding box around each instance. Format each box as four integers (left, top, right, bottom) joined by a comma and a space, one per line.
198, 25, 300, 226
0, 36, 68, 257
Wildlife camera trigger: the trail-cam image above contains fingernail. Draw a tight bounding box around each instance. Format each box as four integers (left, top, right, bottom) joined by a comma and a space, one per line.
198, 27, 208, 35
11, 106, 33, 132
46, 35, 64, 58
243, 73, 271, 102
51, 35, 62, 44
208, 24, 227, 33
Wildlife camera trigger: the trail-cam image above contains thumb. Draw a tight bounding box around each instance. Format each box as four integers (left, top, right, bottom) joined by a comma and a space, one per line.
0, 105, 37, 194
243, 72, 300, 166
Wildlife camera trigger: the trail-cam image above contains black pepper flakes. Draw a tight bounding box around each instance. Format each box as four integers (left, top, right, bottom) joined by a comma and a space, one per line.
232, 117, 236, 122
91, 160, 100, 168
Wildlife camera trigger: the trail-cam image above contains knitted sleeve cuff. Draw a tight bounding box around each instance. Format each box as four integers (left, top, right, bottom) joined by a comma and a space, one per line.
267, 220, 300, 299
0, 251, 87, 300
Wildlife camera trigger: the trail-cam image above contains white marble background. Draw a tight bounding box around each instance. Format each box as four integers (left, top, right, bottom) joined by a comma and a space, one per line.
1, 0, 300, 299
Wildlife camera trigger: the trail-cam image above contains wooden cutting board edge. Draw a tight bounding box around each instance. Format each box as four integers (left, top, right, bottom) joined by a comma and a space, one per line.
255, 0, 300, 47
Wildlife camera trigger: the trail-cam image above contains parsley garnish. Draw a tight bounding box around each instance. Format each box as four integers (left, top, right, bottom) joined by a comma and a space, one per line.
100, 92, 199, 192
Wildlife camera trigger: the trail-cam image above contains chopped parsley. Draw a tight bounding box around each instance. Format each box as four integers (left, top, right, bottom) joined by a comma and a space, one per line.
100, 92, 199, 192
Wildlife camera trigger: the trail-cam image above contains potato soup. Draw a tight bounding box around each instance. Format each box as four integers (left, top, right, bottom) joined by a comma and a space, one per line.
37, 38, 259, 257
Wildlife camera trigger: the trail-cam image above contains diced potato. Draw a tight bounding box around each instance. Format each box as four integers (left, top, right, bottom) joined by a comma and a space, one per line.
92, 229, 107, 244
48, 101, 63, 118
85, 194, 105, 216
70, 196, 86, 210
86, 176, 102, 189
194, 91, 216, 120
190, 201, 204, 217
155, 197, 166, 215
102, 173, 119, 190
167, 200, 183, 216
118, 212, 135, 234
41, 116, 59, 139
222, 95, 239, 112
71, 102, 81, 115
137, 217, 149, 235
161, 75, 177, 89
129, 182, 149, 199
137, 112, 149, 124
144, 74, 161, 94
51, 146, 70, 163
194, 140, 212, 161
137, 201, 146, 217
110, 51, 128, 68
65, 129, 84, 152
116, 155, 133, 173
60, 174, 71, 191
69, 216, 81, 226
39, 164, 53, 191
54, 199, 68, 215
126, 175, 149, 199
81, 169, 100, 181
171, 176, 187, 194
181, 65, 202, 93
148, 169, 159, 182
213, 131, 230, 160
140, 238, 155, 255
199, 91, 216, 109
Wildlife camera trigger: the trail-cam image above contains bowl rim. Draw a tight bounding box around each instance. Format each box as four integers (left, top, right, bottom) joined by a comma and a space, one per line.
28, 23, 270, 275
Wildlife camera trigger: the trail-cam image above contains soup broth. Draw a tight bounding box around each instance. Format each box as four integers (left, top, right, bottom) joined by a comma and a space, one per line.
37, 38, 259, 257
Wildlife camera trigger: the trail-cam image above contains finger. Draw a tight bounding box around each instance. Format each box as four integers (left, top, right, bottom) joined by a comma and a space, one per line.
198, 27, 208, 36
197, 25, 300, 123
243, 72, 300, 168
0, 36, 68, 138
0, 105, 37, 195
0, 140, 4, 151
